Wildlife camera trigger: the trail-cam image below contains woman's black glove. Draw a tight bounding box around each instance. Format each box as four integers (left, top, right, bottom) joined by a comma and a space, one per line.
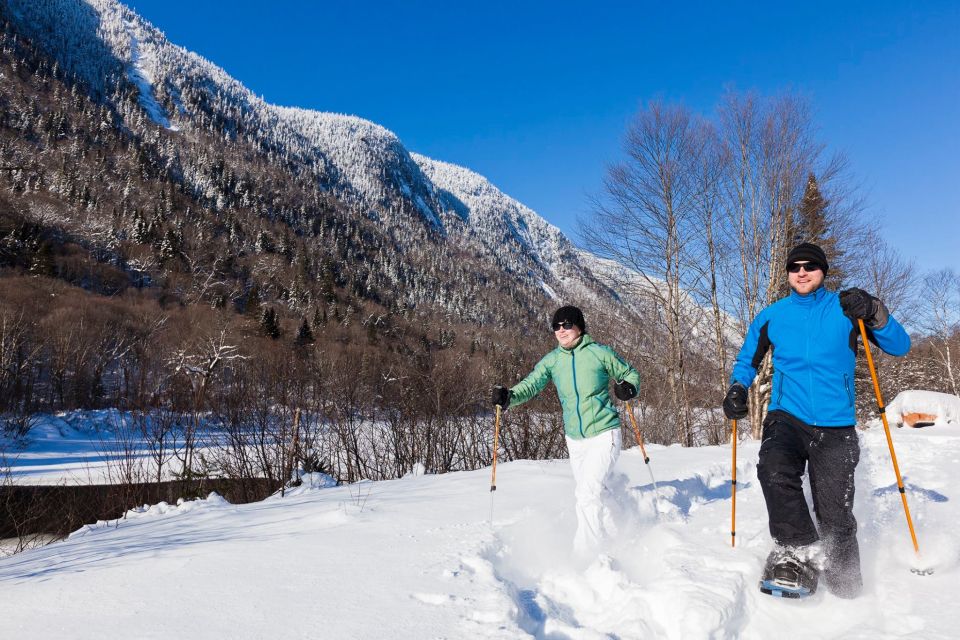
839, 288, 889, 329
722, 383, 749, 419
613, 380, 637, 401
491, 385, 512, 408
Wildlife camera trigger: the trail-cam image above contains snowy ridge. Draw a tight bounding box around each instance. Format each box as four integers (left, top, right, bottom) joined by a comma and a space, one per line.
273, 109, 444, 229
412, 154, 571, 269
3, 422, 957, 638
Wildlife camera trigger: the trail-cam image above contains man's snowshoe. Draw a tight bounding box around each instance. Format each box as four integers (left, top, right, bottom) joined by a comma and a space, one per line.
758, 548, 819, 599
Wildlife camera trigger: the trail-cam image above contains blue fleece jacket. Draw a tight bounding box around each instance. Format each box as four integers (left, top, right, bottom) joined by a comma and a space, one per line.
731, 287, 910, 427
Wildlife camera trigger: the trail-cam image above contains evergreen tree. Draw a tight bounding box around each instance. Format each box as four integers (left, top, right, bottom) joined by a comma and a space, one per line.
158, 227, 180, 263
29, 240, 55, 276
295, 317, 314, 345
797, 173, 846, 286
131, 210, 149, 243
260, 306, 281, 339
313, 305, 327, 327
798, 174, 829, 242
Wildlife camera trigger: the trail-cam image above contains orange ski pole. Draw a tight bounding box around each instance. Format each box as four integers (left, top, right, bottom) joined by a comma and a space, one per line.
625, 400, 651, 463
625, 401, 660, 505
490, 404, 502, 492
489, 404, 502, 527
857, 319, 926, 571
731, 418, 738, 547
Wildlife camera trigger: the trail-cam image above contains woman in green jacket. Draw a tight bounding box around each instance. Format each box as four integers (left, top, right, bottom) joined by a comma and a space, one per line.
492, 305, 641, 554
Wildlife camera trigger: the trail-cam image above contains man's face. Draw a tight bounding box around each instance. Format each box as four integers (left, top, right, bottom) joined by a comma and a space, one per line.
787, 261, 824, 295
554, 322, 583, 349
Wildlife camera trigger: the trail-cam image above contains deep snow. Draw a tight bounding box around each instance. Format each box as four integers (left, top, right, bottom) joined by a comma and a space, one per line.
1, 420, 958, 639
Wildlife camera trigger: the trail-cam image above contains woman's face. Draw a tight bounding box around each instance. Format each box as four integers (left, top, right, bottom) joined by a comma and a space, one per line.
554, 321, 583, 349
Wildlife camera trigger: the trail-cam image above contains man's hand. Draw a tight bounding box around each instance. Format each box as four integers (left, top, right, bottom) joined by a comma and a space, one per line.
723, 383, 749, 420
839, 288, 889, 329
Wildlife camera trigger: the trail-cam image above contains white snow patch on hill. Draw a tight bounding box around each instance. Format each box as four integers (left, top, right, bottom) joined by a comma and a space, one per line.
123, 20, 176, 130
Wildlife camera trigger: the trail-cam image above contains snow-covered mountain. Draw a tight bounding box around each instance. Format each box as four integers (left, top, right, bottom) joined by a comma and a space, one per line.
1, 0, 630, 314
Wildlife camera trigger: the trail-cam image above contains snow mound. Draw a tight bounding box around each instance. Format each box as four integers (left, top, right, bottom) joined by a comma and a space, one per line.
273, 472, 338, 498
122, 491, 228, 521
886, 390, 960, 426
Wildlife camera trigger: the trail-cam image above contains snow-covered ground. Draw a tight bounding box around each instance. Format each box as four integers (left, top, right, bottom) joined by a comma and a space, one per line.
1, 421, 957, 639
3, 411, 183, 485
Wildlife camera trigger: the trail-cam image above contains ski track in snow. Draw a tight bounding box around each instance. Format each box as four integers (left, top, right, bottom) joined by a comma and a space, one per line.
1, 426, 957, 638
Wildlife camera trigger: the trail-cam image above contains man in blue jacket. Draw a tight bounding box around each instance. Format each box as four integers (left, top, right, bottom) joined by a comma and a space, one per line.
723, 242, 910, 598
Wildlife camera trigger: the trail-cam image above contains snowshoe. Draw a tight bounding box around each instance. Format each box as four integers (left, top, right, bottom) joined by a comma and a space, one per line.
758, 548, 819, 599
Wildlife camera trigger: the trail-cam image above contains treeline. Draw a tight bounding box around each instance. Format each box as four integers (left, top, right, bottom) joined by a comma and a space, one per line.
0, 268, 577, 478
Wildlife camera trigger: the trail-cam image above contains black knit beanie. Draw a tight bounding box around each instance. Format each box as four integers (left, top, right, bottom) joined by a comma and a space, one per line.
786, 242, 829, 275
551, 305, 586, 333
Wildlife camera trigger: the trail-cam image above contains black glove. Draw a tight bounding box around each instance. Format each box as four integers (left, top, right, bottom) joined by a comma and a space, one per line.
839, 288, 889, 328
491, 385, 512, 408
722, 383, 749, 420
613, 379, 637, 401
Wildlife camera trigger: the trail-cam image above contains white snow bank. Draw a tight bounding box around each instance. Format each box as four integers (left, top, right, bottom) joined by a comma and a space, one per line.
2, 426, 957, 639
65, 492, 229, 541
886, 390, 960, 426
276, 471, 338, 497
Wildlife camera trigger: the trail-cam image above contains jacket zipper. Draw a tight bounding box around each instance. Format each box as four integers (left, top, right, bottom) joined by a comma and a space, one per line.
806, 304, 816, 425
844, 373, 853, 406
571, 350, 584, 437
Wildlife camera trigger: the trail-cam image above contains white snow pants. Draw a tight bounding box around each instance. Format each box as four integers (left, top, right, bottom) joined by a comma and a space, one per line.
566, 428, 622, 555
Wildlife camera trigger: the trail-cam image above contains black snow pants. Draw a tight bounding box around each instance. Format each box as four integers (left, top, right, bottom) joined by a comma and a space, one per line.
757, 410, 862, 597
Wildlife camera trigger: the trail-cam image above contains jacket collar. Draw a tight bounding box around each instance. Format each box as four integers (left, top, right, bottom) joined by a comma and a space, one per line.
789, 285, 827, 307
559, 333, 593, 353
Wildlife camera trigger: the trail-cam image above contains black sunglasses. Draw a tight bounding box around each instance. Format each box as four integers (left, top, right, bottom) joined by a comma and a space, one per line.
552, 320, 575, 331
787, 262, 822, 274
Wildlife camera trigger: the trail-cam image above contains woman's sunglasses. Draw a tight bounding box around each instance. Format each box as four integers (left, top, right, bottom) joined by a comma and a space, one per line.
552, 320, 575, 331
787, 262, 822, 274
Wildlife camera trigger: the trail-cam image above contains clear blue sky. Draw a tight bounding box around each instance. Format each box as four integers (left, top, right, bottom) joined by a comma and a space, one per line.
125, 0, 959, 274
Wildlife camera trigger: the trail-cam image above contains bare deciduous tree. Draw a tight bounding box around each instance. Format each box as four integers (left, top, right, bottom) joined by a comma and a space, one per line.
583, 100, 705, 446
918, 269, 960, 395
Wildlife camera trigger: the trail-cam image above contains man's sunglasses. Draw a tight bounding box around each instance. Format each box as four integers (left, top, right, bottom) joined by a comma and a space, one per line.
787, 262, 822, 274
552, 320, 575, 331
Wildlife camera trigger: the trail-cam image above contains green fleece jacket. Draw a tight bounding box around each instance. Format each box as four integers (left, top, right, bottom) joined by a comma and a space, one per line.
508, 334, 641, 440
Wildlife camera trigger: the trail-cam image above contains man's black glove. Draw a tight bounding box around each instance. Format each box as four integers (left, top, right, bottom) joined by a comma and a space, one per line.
491, 385, 512, 408
613, 380, 637, 401
839, 288, 889, 329
722, 383, 749, 420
